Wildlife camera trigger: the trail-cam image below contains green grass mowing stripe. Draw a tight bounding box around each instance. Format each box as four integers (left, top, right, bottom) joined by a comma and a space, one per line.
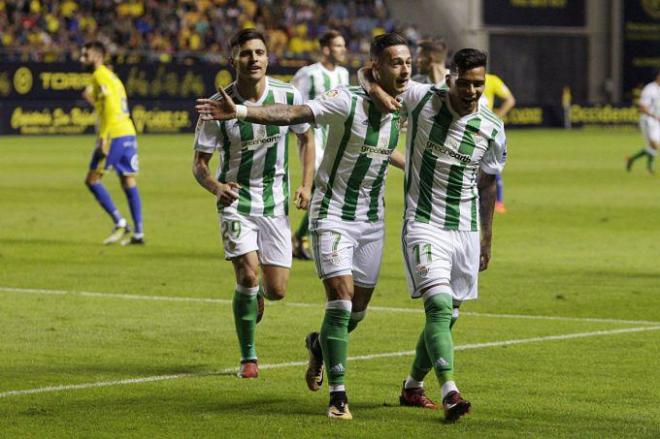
1, 286, 658, 326
1, 325, 657, 400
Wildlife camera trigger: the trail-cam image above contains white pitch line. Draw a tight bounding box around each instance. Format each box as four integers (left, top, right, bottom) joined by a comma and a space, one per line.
1, 286, 658, 326
0, 325, 658, 400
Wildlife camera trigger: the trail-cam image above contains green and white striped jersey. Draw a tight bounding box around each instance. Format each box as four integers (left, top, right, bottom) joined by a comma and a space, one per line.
306, 86, 402, 225
292, 62, 350, 101
292, 62, 351, 170
402, 82, 507, 231
193, 77, 310, 217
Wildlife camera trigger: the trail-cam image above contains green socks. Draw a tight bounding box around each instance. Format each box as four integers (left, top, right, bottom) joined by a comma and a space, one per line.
319, 300, 351, 387
233, 285, 259, 361
409, 303, 459, 382
424, 293, 455, 383
629, 148, 657, 172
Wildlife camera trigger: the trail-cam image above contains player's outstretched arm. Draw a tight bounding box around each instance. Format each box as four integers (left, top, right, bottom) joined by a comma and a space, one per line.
357, 67, 402, 113
192, 150, 240, 207
477, 171, 497, 271
196, 87, 315, 126
294, 129, 315, 210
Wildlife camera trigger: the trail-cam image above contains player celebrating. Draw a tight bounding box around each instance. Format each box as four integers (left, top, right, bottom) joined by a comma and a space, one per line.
480, 73, 515, 213
412, 38, 449, 86
361, 48, 506, 422
626, 70, 660, 174
80, 41, 144, 245
290, 30, 350, 260
196, 32, 409, 420
192, 29, 315, 379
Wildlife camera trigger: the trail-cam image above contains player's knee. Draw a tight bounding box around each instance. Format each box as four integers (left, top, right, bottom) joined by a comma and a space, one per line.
263, 284, 286, 301
236, 270, 259, 289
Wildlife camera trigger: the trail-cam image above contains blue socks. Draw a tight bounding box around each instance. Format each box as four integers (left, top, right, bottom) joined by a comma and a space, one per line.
124, 186, 143, 236
87, 182, 122, 224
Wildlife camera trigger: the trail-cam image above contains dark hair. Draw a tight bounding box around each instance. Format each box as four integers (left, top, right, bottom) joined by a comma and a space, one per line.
319, 30, 343, 48
451, 48, 487, 73
370, 32, 408, 60
82, 41, 106, 56
418, 38, 448, 58
229, 29, 267, 51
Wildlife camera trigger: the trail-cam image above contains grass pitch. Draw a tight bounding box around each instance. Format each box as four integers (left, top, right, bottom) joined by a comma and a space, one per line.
0, 129, 659, 437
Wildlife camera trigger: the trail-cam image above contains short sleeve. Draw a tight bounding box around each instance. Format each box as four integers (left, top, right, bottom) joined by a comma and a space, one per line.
480, 128, 507, 175
305, 87, 351, 127
493, 76, 512, 99
289, 87, 312, 134
400, 82, 434, 116
193, 116, 223, 154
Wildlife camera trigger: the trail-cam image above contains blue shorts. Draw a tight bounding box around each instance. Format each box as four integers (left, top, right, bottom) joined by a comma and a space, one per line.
89, 135, 139, 175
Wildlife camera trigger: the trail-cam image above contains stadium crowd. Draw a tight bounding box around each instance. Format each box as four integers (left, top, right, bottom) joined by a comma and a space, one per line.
0, 0, 421, 64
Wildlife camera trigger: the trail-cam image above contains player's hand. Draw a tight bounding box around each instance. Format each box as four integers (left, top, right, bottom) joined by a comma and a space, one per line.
370, 86, 402, 113
479, 238, 491, 272
94, 138, 108, 159
196, 86, 236, 121
294, 185, 312, 210
215, 182, 240, 207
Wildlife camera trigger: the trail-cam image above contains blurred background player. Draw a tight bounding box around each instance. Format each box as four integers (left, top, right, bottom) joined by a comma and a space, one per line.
412, 37, 449, 86
626, 70, 660, 174
192, 29, 314, 379
480, 73, 516, 213
290, 30, 350, 260
80, 41, 144, 245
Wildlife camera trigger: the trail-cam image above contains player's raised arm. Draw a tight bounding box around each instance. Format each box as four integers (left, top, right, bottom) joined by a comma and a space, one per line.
196, 86, 315, 126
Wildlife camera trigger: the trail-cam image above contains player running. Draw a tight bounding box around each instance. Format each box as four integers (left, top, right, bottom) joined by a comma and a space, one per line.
192, 29, 315, 379
196, 32, 409, 420
626, 69, 660, 174
290, 30, 350, 260
80, 41, 144, 245
361, 48, 506, 422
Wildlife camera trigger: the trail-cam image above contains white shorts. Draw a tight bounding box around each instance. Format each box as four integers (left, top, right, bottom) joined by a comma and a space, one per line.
401, 220, 480, 302
218, 212, 292, 268
310, 219, 384, 288
640, 116, 660, 147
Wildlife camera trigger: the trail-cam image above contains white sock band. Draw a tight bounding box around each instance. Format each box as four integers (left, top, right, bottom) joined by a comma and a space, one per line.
326, 299, 352, 312
235, 284, 259, 296
404, 375, 424, 389
441, 380, 459, 400
350, 310, 367, 322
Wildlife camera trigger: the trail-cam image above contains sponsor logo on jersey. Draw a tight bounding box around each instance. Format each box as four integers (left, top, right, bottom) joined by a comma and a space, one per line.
323, 89, 339, 98
241, 134, 282, 150
425, 140, 472, 163
361, 144, 393, 159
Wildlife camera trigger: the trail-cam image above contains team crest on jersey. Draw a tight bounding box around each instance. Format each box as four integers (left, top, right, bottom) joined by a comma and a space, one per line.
323, 89, 339, 99
415, 264, 429, 278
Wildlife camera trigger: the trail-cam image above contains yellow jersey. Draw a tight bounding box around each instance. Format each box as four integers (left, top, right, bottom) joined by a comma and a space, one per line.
91, 65, 136, 139
481, 73, 512, 110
